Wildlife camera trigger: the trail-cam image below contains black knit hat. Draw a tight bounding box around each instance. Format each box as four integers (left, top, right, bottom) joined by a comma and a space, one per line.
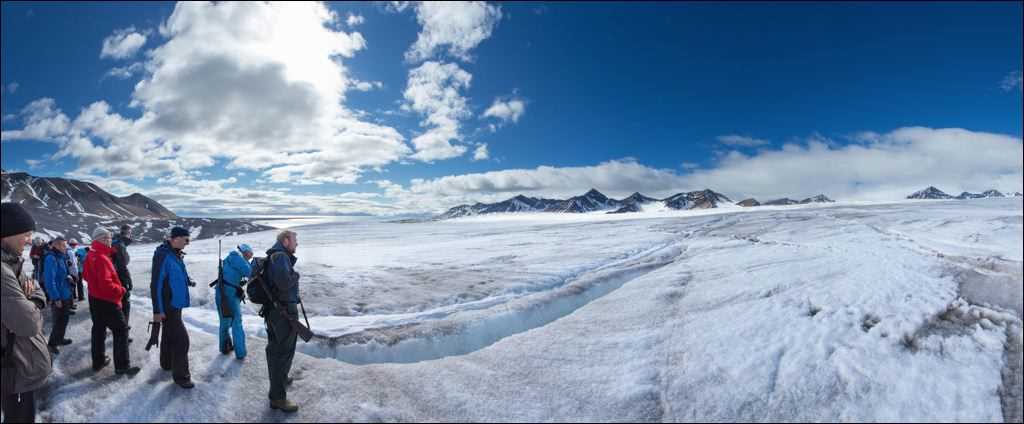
1, 203, 36, 238
170, 227, 189, 239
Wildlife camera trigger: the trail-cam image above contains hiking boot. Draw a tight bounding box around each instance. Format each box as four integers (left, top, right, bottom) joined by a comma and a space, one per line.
175, 379, 195, 389
60, 339, 73, 346
115, 366, 141, 376
270, 398, 299, 413
69, 303, 78, 310
93, 356, 111, 372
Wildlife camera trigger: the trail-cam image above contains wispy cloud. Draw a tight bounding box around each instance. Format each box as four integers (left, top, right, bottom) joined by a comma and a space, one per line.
1001, 70, 1022, 92
716, 134, 769, 147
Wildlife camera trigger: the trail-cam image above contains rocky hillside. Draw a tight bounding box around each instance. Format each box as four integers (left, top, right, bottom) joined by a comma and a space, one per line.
1, 170, 271, 243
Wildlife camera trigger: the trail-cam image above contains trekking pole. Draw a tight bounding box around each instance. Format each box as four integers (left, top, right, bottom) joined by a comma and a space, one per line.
298, 299, 311, 330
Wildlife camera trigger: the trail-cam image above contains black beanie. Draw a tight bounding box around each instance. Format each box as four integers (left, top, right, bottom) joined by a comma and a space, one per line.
170, 227, 190, 239
1, 203, 36, 238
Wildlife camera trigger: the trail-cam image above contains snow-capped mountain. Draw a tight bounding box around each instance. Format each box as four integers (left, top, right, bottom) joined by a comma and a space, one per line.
737, 195, 833, 207
910, 187, 1017, 201
2, 171, 176, 219
662, 189, 732, 210
907, 186, 953, 199
547, 189, 624, 213
1, 170, 271, 242
437, 189, 736, 219
799, 194, 834, 204
608, 192, 660, 214
762, 198, 800, 206
435, 194, 565, 220
621, 192, 659, 205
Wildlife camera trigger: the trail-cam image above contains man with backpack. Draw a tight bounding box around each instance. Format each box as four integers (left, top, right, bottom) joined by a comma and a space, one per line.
250, 230, 304, 413
216, 244, 252, 359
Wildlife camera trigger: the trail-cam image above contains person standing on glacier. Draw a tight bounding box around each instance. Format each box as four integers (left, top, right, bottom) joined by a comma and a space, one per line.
216, 244, 253, 359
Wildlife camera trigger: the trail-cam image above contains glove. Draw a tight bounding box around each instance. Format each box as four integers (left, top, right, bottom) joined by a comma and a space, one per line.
187, 278, 197, 287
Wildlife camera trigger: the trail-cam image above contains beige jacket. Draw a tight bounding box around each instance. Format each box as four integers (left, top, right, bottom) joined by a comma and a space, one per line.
1, 247, 52, 396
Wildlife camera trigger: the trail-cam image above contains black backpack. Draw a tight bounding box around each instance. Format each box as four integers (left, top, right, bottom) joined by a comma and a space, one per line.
245, 256, 272, 305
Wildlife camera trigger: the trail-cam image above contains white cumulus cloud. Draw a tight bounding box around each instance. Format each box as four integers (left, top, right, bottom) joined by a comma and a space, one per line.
404, 1, 502, 63
100, 27, 148, 59
403, 61, 472, 162
472, 143, 489, 161
8, 1, 412, 184
482, 97, 525, 124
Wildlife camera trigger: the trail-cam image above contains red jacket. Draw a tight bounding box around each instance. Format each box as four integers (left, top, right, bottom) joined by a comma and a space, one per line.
83, 241, 126, 307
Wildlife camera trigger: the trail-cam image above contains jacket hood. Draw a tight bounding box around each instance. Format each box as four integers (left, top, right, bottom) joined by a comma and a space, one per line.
90, 240, 115, 256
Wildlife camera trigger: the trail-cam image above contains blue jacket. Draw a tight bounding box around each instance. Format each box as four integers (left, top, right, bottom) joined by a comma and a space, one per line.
150, 242, 191, 314
75, 247, 87, 274
265, 241, 300, 304
221, 250, 252, 288
42, 250, 73, 301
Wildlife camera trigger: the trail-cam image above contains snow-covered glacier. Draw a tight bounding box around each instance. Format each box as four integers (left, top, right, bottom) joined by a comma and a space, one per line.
36, 198, 1022, 422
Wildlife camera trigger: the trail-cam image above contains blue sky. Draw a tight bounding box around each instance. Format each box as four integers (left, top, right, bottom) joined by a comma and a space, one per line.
2, 1, 1022, 216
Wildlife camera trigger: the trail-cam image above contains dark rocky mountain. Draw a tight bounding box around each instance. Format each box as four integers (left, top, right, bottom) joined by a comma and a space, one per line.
763, 198, 800, 206
662, 189, 732, 210
547, 189, 624, 213
907, 186, 953, 200
737, 195, 832, 208
608, 192, 659, 214
910, 187, 1014, 200
1, 170, 271, 243
621, 192, 659, 205
956, 192, 986, 200
799, 195, 834, 204
2, 171, 176, 219
607, 203, 643, 214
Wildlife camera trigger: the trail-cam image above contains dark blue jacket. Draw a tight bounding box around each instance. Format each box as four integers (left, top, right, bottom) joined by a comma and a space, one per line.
150, 241, 191, 314
111, 235, 133, 290
266, 241, 299, 304
42, 249, 73, 301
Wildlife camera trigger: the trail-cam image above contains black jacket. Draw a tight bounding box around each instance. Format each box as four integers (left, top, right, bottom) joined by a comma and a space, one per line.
111, 235, 132, 290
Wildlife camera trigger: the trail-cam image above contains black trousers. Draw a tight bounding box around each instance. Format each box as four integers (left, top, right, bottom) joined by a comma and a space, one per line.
265, 304, 298, 401
89, 297, 131, 370
1, 390, 35, 423
160, 305, 190, 383
121, 291, 131, 325
76, 276, 85, 301
47, 303, 71, 348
